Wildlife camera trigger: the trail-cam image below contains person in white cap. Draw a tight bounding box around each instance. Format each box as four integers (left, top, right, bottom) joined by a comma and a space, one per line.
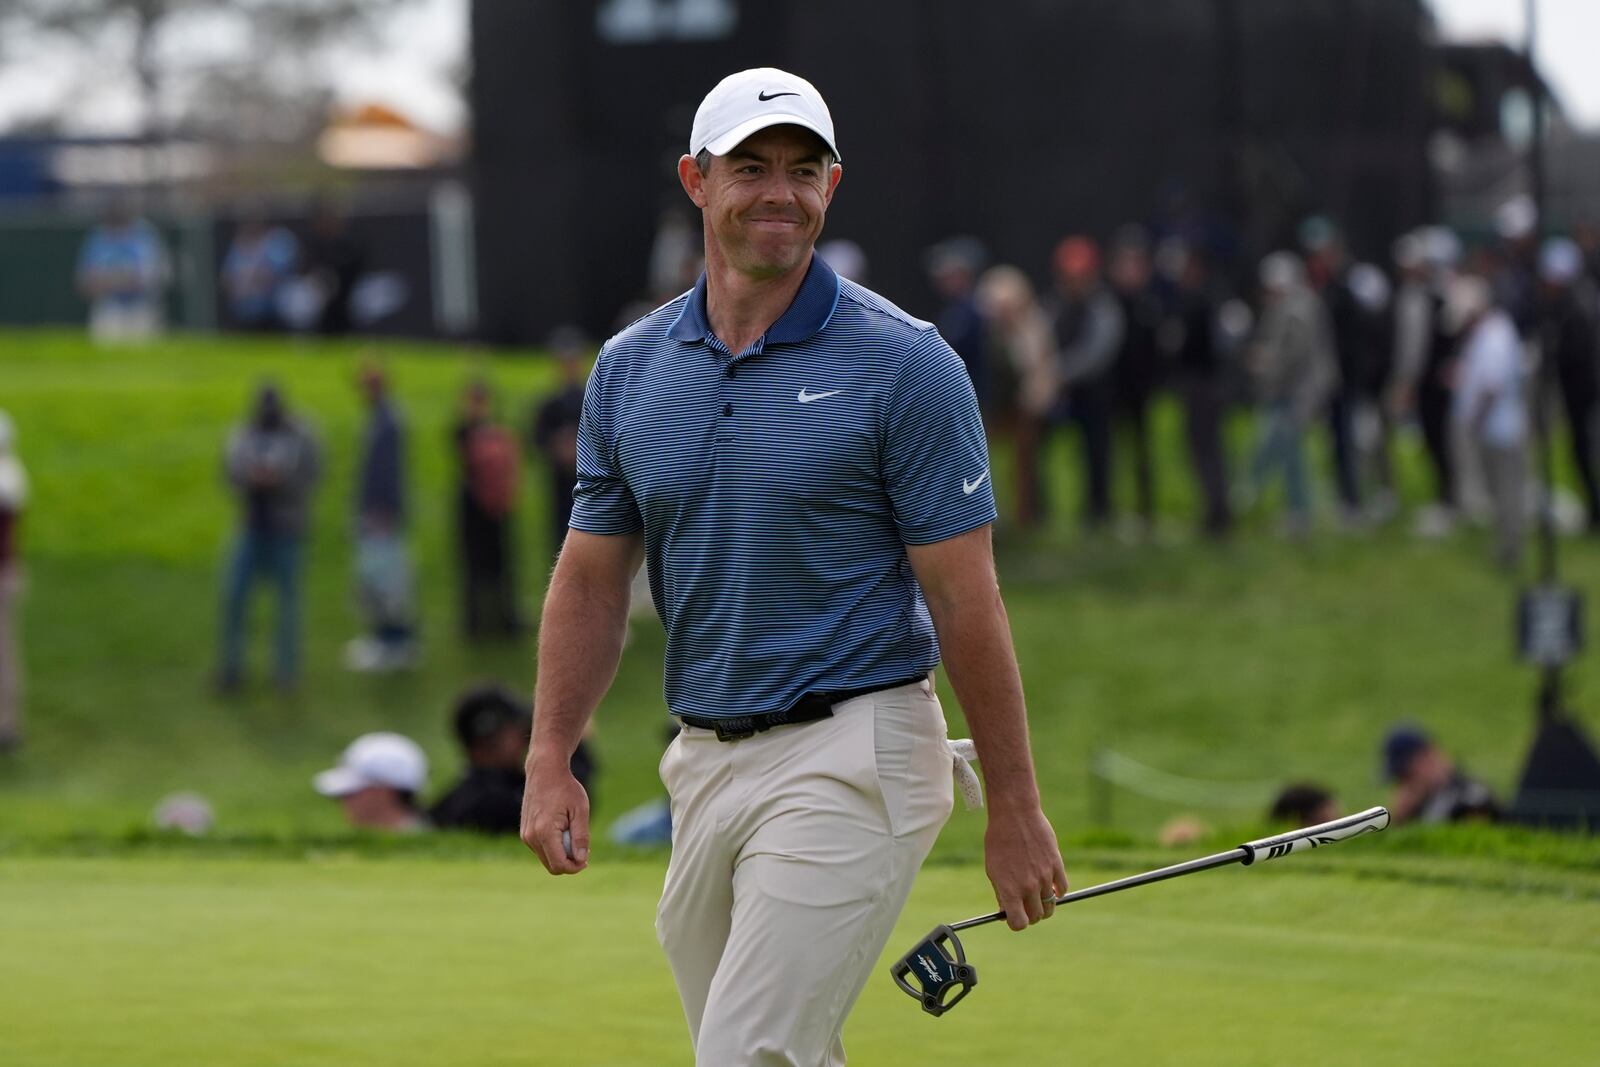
519, 67, 1066, 1065
0, 410, 27, 753
314, 732, 430, 832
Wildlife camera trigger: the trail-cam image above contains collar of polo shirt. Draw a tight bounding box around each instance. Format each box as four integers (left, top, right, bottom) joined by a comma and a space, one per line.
668, 253, 843, 350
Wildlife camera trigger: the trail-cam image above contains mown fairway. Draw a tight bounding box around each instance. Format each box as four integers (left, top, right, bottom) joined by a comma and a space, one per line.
2, 330, 1598, 1065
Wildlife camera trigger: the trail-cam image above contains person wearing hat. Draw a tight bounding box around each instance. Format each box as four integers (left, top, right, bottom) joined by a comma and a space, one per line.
314, 732, 430, 832
0, 410, 27, 753
431, 683, 594, 835
519, 67, 1066, 1065
924, 236, 988, 407
1536, 237, 1600, 532
1382, 725, 1500, 826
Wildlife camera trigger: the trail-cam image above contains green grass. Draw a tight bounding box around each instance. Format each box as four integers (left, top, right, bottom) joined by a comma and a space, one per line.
3, 328, 1600, 1065
3, 853, 1597, 1067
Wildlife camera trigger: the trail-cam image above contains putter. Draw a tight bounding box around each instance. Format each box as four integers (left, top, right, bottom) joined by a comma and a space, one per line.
890, 806, 1391, 1016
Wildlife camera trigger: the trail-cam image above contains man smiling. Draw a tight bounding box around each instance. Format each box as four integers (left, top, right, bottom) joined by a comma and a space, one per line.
520, 67, 1066, 1066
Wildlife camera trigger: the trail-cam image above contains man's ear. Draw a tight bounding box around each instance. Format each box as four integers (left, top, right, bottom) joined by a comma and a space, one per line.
825, 162, 843, 207
678, 154, 708, 208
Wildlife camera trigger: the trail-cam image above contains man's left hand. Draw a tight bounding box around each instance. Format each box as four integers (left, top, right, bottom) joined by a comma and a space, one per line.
984, 804, 1069, 931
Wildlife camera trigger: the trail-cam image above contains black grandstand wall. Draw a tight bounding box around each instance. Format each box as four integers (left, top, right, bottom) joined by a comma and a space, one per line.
470, 0, 1433, 344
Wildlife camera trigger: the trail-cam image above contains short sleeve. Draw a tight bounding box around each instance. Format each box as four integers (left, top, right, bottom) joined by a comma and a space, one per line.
568, 345, 643, 535
882, 331, 997, 544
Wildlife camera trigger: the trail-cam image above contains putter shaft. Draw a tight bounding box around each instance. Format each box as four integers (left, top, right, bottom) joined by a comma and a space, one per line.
950, 806, 1390, 933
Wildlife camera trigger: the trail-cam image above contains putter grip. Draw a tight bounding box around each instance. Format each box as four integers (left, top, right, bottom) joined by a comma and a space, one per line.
1239, 806, 1390, 865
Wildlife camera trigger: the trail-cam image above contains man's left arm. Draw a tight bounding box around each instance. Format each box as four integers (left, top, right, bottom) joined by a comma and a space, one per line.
907, 526, 1069, 931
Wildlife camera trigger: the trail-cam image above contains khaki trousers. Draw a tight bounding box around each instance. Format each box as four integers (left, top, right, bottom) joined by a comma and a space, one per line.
656, 677, 953, 1067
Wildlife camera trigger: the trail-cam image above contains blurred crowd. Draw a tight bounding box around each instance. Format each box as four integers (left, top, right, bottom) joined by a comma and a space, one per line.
75, 197, 382, 342
907, 198, 1599, 570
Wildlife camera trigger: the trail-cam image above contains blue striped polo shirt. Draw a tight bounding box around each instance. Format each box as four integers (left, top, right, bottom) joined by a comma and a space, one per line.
570, 253, 996, 719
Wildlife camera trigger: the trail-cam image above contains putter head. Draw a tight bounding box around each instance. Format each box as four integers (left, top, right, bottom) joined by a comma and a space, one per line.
889, 925, 977, 1017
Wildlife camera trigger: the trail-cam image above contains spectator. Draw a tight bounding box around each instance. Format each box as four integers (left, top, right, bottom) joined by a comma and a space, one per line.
1389, 231, 1451, 534
344, 361, 418, 673
1049, 236, 1126, 530
528, 327, 588, 559
1301, 217, 1366, 524
216, 384, 321, 693
1107, 227, 1165, 533
610, 725, 677, 847
314, 732, 431, 832
925, 236, 988, 408
75, 199, 168, 344
1537, 238, 1600, 532
219, 216, 299, 331
976, 265, 1057, 528
0, 411, 26, 753
1413, 227, 1466, 537
817, 238, 867, 283
454, 380, 524, 640
1383, 725, 1501, 826
1446, 275, 1528, 570
1345, 262, 1396, 522
1268, 783, 1338, 826
430, 683, 597, 835
1491, 195, 1540, 336
1575, 218, 1600, 288
303, 202, 366, 336
1245, 252, 1337, 536
1164, 244, 1232, 537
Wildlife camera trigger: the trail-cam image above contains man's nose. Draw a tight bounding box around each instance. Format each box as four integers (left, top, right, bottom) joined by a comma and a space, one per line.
759, 171, 797, 204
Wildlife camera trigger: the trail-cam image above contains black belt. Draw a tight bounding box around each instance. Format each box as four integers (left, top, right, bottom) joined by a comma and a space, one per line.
678, 674, 929, 742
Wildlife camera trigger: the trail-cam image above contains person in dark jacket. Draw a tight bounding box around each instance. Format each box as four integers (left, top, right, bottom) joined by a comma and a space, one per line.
345, 361, 418, 672
926, 237, 989, 410
1165, 245, 1233, 537
1107, 227, 1164, 532
1538, 238, 1600, 530
1301, 218, 1365, 523
303, 203, 365, 336
430, 683, 594, 834
1049, 235, 1125, 530
528, 327, 588, 560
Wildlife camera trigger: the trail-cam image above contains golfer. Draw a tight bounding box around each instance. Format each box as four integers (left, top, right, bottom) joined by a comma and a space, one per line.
521, 67, 1067, 1065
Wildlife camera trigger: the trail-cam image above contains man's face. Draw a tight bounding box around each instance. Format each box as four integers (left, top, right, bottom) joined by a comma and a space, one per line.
680, 125, 841, 280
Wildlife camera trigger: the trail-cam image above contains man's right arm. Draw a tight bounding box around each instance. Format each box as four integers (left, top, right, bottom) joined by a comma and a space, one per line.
520, 528, 644, 875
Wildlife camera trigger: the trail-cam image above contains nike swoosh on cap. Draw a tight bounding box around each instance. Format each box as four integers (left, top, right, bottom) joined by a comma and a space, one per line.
758, 90, 800, 101
962, 471, 989, 494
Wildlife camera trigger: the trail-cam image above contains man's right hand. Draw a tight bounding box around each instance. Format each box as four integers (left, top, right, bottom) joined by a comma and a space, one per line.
521, 762, 591, 875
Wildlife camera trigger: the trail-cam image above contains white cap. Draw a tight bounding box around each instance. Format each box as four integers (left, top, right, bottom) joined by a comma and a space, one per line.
1258, 251, 1305, 291
1495, 194, 1537, 240
1347, 262, 1392, 313
1539, 237, 1583, 285
313, 732, 428, 797
689, 67, 839, 162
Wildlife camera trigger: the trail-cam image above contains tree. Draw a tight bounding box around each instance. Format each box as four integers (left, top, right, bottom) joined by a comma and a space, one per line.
0, 0, 415, 140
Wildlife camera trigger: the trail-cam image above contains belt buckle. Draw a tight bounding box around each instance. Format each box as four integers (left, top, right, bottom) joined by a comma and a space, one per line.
713, 718, 758, 743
